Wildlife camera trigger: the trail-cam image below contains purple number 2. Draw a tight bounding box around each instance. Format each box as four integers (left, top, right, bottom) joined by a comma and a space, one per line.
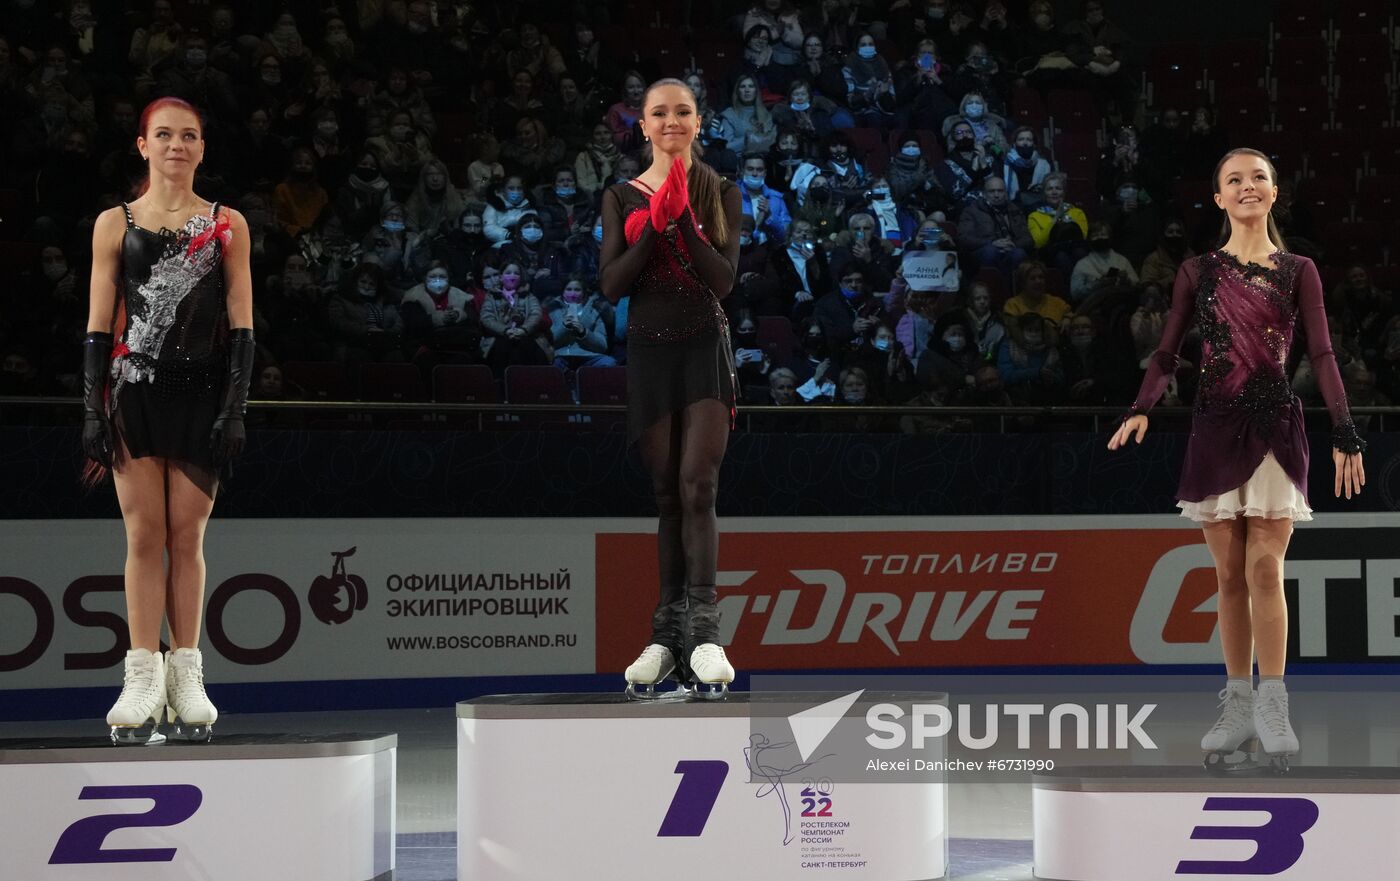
657, 760, 728, 837
49, 785, 203, 864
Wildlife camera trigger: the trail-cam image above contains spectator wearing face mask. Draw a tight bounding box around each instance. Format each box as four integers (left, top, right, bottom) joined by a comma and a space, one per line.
918, 312, 980, 393
361, 201, 421, 292
532, 166, 594, 244
483, 175, 533, 243
944, 91, 1007, 156
158, 34, 239, 123
274, 146, 329, 238
858, 176, 920, 248
998, 312, 1064, 403
730, 309, 773, 391
1070, 221, 1138, 305
1003, 126, 1051, 207
886, 134, 940, 204
824, 366, 890, 433
574, 123, 622, 198
548, 276, 616, 371
852, 322, 918, 404
1140, 219, 1194, 290
893, 38, 958, 133
496, 213, 566, 301
793, 133, 870, 206
738, 153, 792, 241
368, 66, 437, 140
843, 33, 901, 128
772, 81, 838, 146
767, 218, 834, 321
329, 262, 404, 365
958, 175, 1032, 279
950, 40, 1006, 108
564, 215, 605, 286
480, 262, 550, 372
814, 265, 884, 357
1062, 0, 1134, 112
935, 117, 994, 207
1101, 177, 1159, 268
335, 151, 391, 240
431, 209, 489, 290
830, 215, 896, 293
365, 110, 435, 198
790, 317, 837, 392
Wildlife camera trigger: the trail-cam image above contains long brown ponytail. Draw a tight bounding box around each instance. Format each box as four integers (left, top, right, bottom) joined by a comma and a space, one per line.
642, 77, 730, 249
1212, 147, 1288, 254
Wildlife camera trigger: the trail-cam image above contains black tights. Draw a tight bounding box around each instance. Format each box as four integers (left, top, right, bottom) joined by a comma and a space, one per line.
638, 397, 730, 659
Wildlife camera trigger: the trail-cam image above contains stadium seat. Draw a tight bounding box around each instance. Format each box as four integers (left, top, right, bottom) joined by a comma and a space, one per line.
1215, 88, 1273, 139
1270, 0, 1331, 42
433, 364, 499, 402
1047, 90, 1098, 134
1331, 81, 1394, 133
1304, 130, 1367, 180
360, 363, 425, 402
1270, 37, 1330, 91
1333, 33, 1396, 87
0, 189, 24, 240
283, 361, 353, 401
1008, 85, 1049, 133
1322, 219, 1387, 264
576, 366, 627, 404
1356, 174, 1400, 221
504, 365, 571, 403
1302, 176, 1355, 225
1144, 42, 1204, 108
0, 240, 39, 275
1272, 84, 1331, 133
756, 315, 798, 361
845, 127, 889, 177
1333, 0, 1396, 39
1207, 39, 1268, 93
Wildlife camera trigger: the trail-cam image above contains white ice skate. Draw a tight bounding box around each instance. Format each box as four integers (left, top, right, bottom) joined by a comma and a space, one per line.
625, 644, 682, 700
107, 648, 167, 745
1202, 681, 1256, 772
687, 644, 734, 700
166, 647, 217, 741
1253, 680, 1298, 772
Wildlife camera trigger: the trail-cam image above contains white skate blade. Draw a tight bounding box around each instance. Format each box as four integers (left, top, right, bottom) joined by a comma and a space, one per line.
110, 723, 166, 746
690, 682, 730, 701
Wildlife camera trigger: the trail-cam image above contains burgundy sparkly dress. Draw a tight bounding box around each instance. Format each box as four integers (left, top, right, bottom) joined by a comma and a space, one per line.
110, 202, 230, 475
1131, 250, 1364, 507
604, 180, 739, 444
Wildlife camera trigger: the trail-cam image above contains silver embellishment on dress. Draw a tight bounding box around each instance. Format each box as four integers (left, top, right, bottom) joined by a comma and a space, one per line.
110, 214, 223, 410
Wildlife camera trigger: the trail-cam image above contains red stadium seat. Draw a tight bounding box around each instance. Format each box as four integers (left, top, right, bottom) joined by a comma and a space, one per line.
576, 366, 627, 404
283, 362, 353, 401
504, 365, 570, 403
1331, 81, 1394, 133
1272, 84, 1331, 133
845, 127, 889, 177
0, 240, 39, 274
1047, 90, 1098, 134
0, 189, 25, 239
1369, 128, 1400, 175
1323, 219, 1387, 264
433, 364, 499, 403
972, 266, 1007, 307
1305, 130, 1368, 179
694, 41, 740, 84
1270, 37, 1330, 90
1144, 42, 1204, 108
1333, 33, 1396, 87
1302, 176, 1355, 225
1215, 88, 1273, 139
756, 315, 798, 361
1333, 0, 1396, 38
1008, 85, 1048, 133
1270, 0, 1331, 42
1207, 39, 1268, 93
1356, 174, 1400, 221
1052, 130, 1098, 180
360, 363, 425, 402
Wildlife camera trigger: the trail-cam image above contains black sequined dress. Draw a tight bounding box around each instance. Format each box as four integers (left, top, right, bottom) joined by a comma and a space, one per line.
109, 202, 229, 474
610, 181, 737, 445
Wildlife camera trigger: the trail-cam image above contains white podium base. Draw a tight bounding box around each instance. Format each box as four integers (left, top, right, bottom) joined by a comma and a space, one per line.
1033, 766, 1400, 880
458, 693, 947, 881
0, 733, 395, 881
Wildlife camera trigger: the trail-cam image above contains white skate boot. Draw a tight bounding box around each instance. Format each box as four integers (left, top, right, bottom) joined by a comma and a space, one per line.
106, 648, 167, 745
166, 647, 217, 741
1254, 679, 1298, 772
687, 644, 734, 700
1202, 680, 1255, 771
625, 644, 681, 700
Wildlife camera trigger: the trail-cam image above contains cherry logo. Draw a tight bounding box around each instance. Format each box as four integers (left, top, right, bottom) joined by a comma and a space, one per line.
309, 548, 369, 625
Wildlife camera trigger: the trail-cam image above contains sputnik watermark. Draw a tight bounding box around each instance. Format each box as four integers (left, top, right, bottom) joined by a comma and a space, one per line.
865, 701, 1159, 751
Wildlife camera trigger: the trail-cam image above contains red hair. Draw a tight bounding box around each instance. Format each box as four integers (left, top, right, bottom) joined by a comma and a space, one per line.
135, 97, 204, 197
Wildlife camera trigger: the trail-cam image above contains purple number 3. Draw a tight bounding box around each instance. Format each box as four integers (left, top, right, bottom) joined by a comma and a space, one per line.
1176, 797, 1319, 875
49, 785, 203, 864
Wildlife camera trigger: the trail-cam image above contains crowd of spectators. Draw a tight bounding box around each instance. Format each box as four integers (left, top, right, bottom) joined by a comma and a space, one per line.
0, 0, 1393, 433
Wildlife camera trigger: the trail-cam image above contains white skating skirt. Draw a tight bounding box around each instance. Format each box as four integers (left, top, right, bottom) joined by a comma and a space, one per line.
1177, 452, 1313, 522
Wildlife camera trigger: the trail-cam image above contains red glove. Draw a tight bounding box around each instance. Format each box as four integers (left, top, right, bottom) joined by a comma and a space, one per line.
649, 159, 690, 233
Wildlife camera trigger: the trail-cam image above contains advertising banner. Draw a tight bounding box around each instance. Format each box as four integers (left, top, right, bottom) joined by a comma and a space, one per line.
3, 515, 1398, 709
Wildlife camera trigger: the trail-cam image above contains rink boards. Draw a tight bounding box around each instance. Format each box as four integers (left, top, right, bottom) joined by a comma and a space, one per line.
0, 734, 396, 881
1033, 766, 1400, 880
457, 693, 949, 881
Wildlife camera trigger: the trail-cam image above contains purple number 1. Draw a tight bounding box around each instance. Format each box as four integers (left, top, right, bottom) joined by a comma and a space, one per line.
657, 760, 728, 837
49, 785, 203, 864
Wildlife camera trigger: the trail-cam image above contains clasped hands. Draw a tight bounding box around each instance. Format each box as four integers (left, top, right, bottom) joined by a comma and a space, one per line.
649, 158, 691, 234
